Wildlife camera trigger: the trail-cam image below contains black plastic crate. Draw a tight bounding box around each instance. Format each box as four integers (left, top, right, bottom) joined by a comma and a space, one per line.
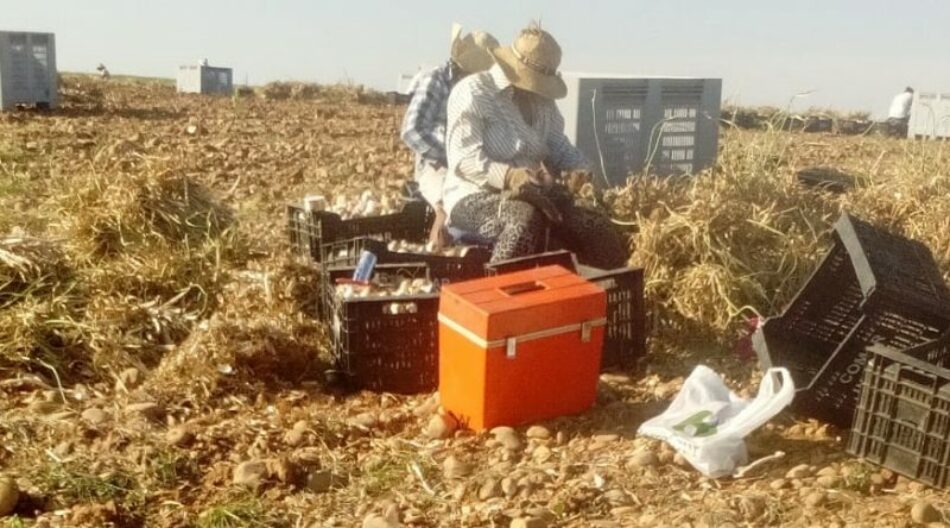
483, 250, 579, 276
486, 251, 646, 371
578, 266, 647, 370
848, 333, 950, 487
754, 213, 950, 426
286, 200, 429, 263
325, 263, 439, 394
319, 237, 490, 320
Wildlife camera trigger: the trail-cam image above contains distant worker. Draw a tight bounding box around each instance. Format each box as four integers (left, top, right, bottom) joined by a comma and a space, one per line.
401, 24, 498, 249
96, 63, 110, 79
886, 87, 914, 137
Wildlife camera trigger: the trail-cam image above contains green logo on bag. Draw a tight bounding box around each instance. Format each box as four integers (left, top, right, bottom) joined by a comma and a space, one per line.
673, 410, 718, 437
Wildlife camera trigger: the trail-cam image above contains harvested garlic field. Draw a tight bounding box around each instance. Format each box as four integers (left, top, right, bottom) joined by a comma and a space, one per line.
1, 75, 950, 528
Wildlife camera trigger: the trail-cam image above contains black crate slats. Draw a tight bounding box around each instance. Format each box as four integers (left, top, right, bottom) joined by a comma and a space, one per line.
326, 263, 439, 394
838, 214, 950, 318
849, 334, 950, 488
486, 251, 646, 370
286, 200, 429, 263
323, 251, 647, 392
754, 213, 950, 427
581, 266, 647, 369
318, 236, 491, 321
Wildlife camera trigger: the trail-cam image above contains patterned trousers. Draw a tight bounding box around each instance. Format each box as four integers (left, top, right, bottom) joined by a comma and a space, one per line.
450, 188, 629, 268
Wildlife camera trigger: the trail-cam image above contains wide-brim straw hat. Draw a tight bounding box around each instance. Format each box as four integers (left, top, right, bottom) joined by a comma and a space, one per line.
451, 23, 499, 74
491, 25, 567, 100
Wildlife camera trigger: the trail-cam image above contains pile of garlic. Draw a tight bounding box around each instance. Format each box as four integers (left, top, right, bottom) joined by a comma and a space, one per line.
301, 191, 404, 219
328, 239, 477, 263
386, 239, 475, 258
333, 191, 402, 219
333, 277, 437, 301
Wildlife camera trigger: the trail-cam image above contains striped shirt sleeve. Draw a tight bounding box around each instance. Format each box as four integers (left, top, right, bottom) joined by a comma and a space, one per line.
400, 68, 449, 165
544, 103, 590, 172
446, 82, 511, 191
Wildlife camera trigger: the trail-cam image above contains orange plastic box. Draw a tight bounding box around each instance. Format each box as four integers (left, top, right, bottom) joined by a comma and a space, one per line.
438, 265, 607, 430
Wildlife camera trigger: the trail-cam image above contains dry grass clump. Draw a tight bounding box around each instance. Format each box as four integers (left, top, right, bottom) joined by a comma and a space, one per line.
290, 82, 321, 100
0, 233, 87, 373
147, 316, 322, 404
234, 85, 256, 98
843, 141, 950, 277
0, 293, 86, 374
145, 258, 326, 405
259, 81, 293, 101
610, 129, 950, 357
258, 80, 387, 104
53, 169, 232, 259
0, 233, 72, 306
610, 129, 841, 349
0, 168, 243, 379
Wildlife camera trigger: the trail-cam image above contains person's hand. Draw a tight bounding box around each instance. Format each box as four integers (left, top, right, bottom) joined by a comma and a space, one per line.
511, 183, 563, 224
537, 167, 556, 188
428, 205, 448, 250
506, 167, 562, 222
505, 167, 538, 194
564, 170, 594, 194
539, 161, 560, 187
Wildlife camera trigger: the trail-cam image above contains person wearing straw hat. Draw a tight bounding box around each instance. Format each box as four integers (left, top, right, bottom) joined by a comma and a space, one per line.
401, 24, 499, 249
443, 23, 627, 267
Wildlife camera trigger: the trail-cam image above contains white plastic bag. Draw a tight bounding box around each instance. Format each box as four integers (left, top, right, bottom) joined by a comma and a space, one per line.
638, 366, 794, 478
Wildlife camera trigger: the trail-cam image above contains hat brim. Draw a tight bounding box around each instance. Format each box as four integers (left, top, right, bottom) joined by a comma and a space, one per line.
490, 46, 567, 100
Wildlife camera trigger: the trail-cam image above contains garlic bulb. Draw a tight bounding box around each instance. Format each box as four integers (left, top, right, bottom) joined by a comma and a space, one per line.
362, 199, 379, 217
334, 276, 437, 300
304, 194, 327, 213
315, 190, 410, 220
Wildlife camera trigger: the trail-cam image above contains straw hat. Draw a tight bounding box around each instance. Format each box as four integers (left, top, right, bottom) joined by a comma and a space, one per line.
450, 23, 499, 74
491, 24, 567, 100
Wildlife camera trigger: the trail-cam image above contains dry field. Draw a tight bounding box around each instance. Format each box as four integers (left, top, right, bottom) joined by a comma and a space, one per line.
1, 75, 949, 527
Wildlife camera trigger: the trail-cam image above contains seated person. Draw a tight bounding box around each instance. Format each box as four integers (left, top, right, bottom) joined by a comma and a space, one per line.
401, 24, 498, 248
443, 24, 628, 269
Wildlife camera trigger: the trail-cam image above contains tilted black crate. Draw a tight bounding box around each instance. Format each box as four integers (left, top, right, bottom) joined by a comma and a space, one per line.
486, 251, 647, 371
325, 263, 439, 394
319, 237, 490, 321
286, 200, 429, 263
848, 333, 950, 487
754, 213, 950, 426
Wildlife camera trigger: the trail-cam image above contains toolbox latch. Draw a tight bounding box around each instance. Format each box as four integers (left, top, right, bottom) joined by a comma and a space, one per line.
581, 322, 592, 343
506, 337, 517, 359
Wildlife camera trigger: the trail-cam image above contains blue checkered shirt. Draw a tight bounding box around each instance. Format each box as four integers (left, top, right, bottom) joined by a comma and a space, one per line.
401, 62, 455, 167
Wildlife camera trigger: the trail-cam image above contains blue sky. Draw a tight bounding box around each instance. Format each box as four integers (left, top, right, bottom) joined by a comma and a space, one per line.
6, 0, 949, 116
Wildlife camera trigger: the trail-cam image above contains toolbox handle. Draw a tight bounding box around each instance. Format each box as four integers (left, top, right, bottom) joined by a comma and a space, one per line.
499, 281, 549, 297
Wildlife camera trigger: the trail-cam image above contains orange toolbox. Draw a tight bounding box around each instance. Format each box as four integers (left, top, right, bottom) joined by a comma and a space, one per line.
438, 265, 607, 430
